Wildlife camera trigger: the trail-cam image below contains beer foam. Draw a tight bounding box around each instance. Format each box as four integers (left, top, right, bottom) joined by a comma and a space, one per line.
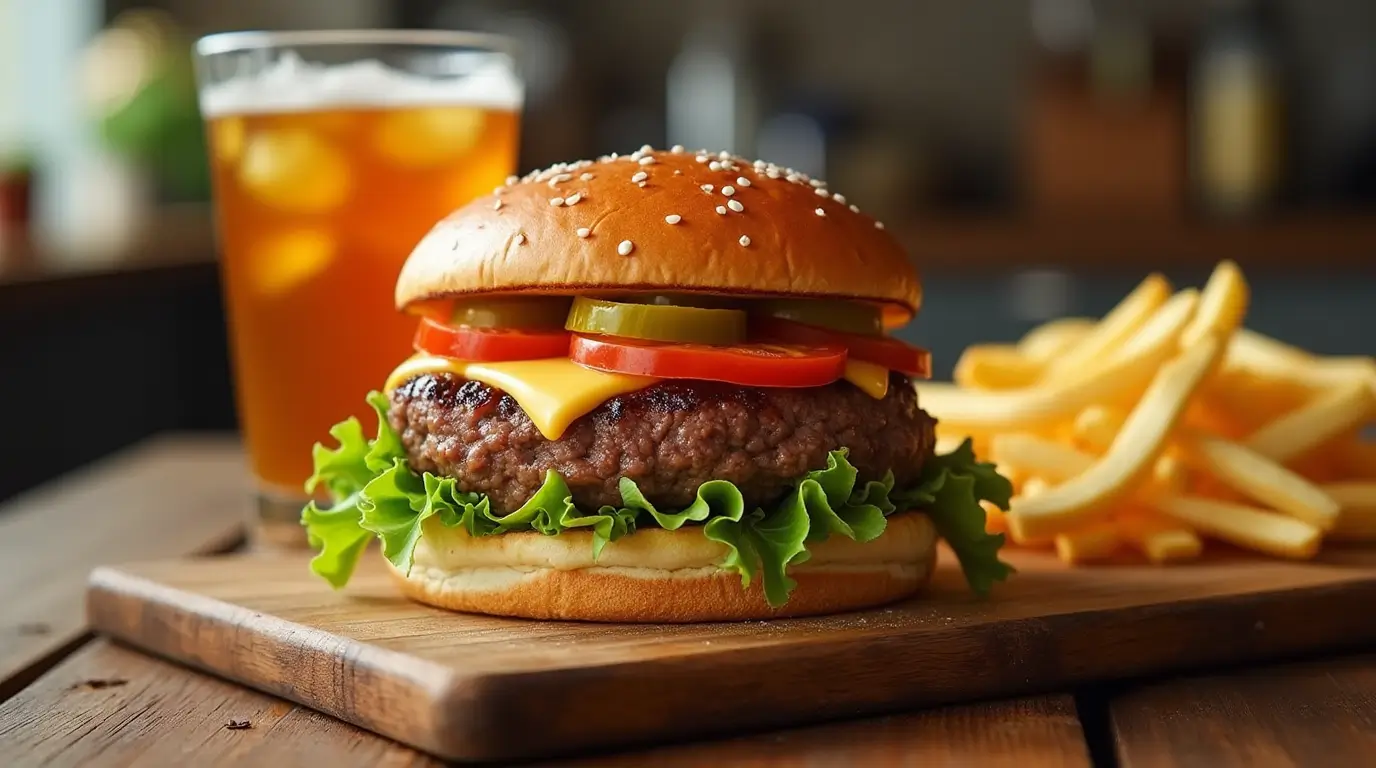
199, 52, 523, 116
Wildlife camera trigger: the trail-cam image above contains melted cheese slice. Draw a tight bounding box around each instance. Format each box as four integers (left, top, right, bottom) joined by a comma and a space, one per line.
842, 358, 890, 399
385, 355, 889, 440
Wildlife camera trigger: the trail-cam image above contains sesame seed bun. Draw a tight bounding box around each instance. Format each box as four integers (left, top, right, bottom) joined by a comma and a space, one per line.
389, 511, 938, 622
395, 147, 922, 327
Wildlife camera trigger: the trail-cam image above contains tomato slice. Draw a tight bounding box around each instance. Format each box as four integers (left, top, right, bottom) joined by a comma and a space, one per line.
414, 317, 571, 362
570, 334, 847, 387
750, 317, 932, 378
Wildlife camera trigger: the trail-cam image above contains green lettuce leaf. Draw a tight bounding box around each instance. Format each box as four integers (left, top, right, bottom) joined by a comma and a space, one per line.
894, 438, 1016, 595
301, 392, 1016, 607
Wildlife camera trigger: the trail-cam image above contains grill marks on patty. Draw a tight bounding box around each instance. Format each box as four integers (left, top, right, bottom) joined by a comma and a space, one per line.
390, 373, 937, 514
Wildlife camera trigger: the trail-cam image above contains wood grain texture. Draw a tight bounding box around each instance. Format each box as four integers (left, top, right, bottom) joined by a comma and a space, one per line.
0, 640, 1087, 768
0, 434, 246, 700
1112, 654, 1376, 768
0, 640, 440, 768
86, 546, 1376, 762
556, 695, 1091, 768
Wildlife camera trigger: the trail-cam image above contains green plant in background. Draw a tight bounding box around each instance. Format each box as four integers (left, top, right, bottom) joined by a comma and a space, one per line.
88, 10, 209, 202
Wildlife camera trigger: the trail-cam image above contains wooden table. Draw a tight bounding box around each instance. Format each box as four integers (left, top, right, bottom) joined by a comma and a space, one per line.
1, 436, 1372, 766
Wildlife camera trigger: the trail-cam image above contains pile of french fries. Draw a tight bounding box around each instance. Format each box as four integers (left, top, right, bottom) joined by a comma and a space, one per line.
918, 260, 1376, 565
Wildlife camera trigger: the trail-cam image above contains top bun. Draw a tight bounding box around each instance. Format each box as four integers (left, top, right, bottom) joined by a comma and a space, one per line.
395, 146, 922, 326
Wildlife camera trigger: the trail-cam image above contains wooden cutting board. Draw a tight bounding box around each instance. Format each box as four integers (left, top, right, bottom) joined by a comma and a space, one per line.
86, 547, 1376, 763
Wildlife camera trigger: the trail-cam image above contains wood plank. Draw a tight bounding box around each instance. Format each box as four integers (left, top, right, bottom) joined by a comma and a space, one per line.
0, 639, 1085, 768
1111, 654, 1376, 767
0, 434, 246, 699
0, 639, 440, 767
558, 695, 1091, 768
85, 547, 1376, 762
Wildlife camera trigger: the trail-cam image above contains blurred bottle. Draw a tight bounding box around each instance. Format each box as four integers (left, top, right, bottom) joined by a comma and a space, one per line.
666, 14, 759, 156
1023, 0, 1187, 220
1190, 0, 1287, 218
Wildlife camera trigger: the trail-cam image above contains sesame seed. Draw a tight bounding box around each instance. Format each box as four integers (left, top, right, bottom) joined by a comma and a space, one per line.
832, 193, 847, 204
716, 206, 728, 215
673, 170, 682, 175
718, 150, 731, 159
550, 197, 565, 206
565, 193, 582, 205
809, 179, 826, 188
638, 156, 656, 166
722, 186, 736, 196
665, 214, 682, 224
493, 186, 504, 195
618, 240, 634, 256
632, 171, 649, 183
766, 169, 780, 178
815, 208, 826, 217
493, 199, 503, 210
786, 174, 799, 183
815, 188, 830, 198
577, 227, 591, 238
671, 144, 684, 153
505, 175, 518, 185
709, 161, 722, 172
875, 221, 885, 230
639, 144, 653, 153
580, 172, 594, 181
727, 199, 744, 212
638, 181, 648, 187
514, 233, 526, 245
753, 160, 766, 169
849, 204, 860, 213
701, 184, 714, 193
696, 155, 708, 163
739, 235, 751, 247
736, 177, 752, 187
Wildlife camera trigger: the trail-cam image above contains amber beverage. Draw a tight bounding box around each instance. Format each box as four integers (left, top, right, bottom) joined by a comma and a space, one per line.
195, 31, 522, 546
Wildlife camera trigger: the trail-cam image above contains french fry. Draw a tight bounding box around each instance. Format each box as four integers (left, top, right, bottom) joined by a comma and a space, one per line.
1008, 334, 1223, 541
1054, 522, 1122, 565
982, 500, 1009, 536
1073, 405, 1127, 453
1196, 369, 1311, 435
935, 434, 970, 456
1336, 441, 1376, 479
1021, 476, 1051, 498
936, 259, 1373, 570
990, 434, 1095, 483
1180, 260, 1249, 349
1150, 493, 1322, 560
1321, 482, 1376, 542
1095, 288, 1200, 373
1042, 273, 1172, 382
1181, 434, 1341, 531
1018, 317, 1096, 362
1147, 453, 1188, 497
1117, 510, 1203, 563
1245, 381, 1376, 464
917, 290, 1198, 432
1225, 329, 1376, 393
954, 344, 1044, 390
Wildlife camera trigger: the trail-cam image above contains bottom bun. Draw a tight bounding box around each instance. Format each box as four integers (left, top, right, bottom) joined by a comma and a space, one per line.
387, 511, 938, 622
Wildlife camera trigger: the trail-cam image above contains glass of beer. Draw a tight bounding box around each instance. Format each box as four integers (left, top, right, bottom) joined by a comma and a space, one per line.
193, 31, 523, 547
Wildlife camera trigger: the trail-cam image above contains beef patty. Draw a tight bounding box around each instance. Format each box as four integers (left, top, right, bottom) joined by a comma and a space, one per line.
389, 373, 938, 513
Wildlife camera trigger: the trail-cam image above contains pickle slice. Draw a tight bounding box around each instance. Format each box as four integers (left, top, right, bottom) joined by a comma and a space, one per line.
565, 297, 747, 345
754, 299, 883, 336
451, 296, 573, 329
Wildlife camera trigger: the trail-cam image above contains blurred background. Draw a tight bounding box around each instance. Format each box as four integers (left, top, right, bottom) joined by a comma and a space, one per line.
2, 0, 1374, 503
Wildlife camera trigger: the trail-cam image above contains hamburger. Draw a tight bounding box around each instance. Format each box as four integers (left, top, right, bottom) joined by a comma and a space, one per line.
302, 146, 1013, 622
